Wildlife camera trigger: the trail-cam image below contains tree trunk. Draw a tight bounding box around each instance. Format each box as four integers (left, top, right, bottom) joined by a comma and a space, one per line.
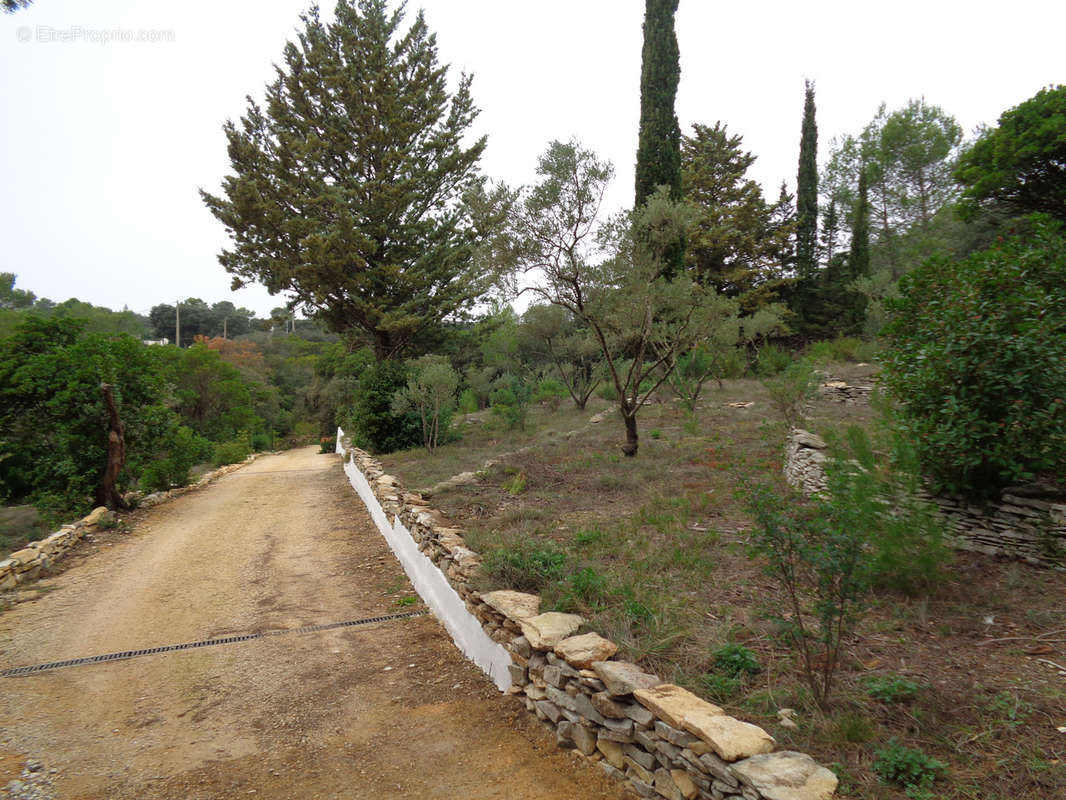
95, 383, 130, 510
620, 407, 639, 457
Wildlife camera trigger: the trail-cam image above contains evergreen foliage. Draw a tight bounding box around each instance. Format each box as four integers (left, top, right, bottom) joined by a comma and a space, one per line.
201, 0, 504, 360
681, 123, 794, 311
634, 0, 682, 209
796, 80, 820, 282
956, 84, 1066, 223
634, 0, 684, 278
344, 359, 421, 453
882, 215, 1066, 498
0, 318, 180, 513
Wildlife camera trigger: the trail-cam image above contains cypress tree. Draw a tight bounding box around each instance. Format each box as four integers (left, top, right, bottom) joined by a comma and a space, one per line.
634, 0, 683, 278
634, 0, 682, 208
848, 166, 870, 278
796, 80, 819, 281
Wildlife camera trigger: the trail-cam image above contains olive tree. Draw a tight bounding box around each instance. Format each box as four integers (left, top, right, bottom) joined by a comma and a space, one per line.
509, 139, 735, 456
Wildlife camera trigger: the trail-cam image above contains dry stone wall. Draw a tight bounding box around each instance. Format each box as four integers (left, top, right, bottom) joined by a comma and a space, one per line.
783, 429, 1066, 569
337, 431, 837, 800
0, 455, 264, 594
818, 380, 872, 405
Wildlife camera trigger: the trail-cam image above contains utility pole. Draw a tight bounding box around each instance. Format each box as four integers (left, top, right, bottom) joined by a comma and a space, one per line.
175, 300, 181, 348
223, 316, 228, 340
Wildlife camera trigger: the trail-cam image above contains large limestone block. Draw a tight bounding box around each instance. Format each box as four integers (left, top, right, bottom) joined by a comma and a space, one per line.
596, 737, 625, 769
731, 751, 838, 800
83, 506, 111, 526
683, 710, 775, 762
519, 612, 583, 650
633, 684, 722, 730
481, 590, 541, 622
791, 430, 827, 449
8, 548, 39, 567
591, 660, 662, 697
554, 632, 618, 669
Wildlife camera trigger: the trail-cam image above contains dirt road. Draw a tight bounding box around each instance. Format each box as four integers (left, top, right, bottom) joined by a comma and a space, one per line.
0, 448, 623, 800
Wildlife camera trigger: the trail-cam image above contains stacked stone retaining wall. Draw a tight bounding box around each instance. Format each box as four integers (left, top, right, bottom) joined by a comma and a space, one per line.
338, 432, 837, 800
784, 429, 1066, 569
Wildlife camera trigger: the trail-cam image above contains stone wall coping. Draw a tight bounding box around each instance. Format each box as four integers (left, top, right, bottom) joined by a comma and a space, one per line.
338, 433, 837, 800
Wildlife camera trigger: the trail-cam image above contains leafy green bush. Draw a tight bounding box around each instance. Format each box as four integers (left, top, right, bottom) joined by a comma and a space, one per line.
713, 643, 761, 677
882, 215, 1066, 498
864, 674, 921, 703
249, 431, 273, 452
346, 360, 421, 454
533, 377, 568, 410
457, 388, 479, 415
490, 378, 531, 430
763, 358, 818, 429
481, 537, 567, 592
753, 344, 792, 376
807, 337, 879, 365
742, 435, 876, 709
391, 355, 459, 453
213, 439, 251, 466
139, 425, 213, 492
872, 739, 946, 792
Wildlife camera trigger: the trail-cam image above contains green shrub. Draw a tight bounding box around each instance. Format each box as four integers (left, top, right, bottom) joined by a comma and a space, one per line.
713, 643, 761, 677
753, 344, 792, 376
872, 739, 946, 791
346, 360, 421, 454
742, 434, 878, 708
249, 431, 273, 452
807, 337, 879, 365
503, 470, 527, 495
882, 215, 1066, 498
138, 424, 213, 492
864, 674, 921, 703
213, 439, 251, 466
457, 388, 479, 415
596, 381, 619, 402
533, 377, 568, 410
481, 538, 567, 592
763, 358, 818, 429
490, 378, 531, 430
391, 355, 459, 454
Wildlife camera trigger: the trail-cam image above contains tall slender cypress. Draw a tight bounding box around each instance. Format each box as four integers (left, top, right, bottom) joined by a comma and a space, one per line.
796, 80, 819, 281
634, 0, 681, 209
848, 166, 870, 278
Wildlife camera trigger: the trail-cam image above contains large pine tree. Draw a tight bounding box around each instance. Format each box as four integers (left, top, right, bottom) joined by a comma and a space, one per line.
634, 0, 682, 208
201, 0, 499, 360
795, 80, 819, 282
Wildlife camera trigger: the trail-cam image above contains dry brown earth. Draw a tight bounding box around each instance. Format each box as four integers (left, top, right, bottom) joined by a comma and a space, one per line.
0, 447, 624, 800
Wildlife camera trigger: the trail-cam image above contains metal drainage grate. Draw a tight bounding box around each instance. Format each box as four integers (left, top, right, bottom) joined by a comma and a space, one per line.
1, 609, 427, 678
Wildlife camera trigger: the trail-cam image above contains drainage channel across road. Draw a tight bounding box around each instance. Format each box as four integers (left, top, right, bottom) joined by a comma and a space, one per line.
1, 609, 427, 678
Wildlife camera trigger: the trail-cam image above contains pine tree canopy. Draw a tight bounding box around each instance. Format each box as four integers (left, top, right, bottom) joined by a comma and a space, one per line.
682, 123, 793, 310
201, 0, 501, 360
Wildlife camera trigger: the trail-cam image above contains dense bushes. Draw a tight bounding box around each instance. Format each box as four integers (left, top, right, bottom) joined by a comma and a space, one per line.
0, 318, 179, 515
882, 215, 1066, 498
343, 360, 422, 454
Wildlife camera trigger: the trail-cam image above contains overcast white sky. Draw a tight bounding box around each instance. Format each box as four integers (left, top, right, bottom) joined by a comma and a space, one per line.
1, 0, 1062, 318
